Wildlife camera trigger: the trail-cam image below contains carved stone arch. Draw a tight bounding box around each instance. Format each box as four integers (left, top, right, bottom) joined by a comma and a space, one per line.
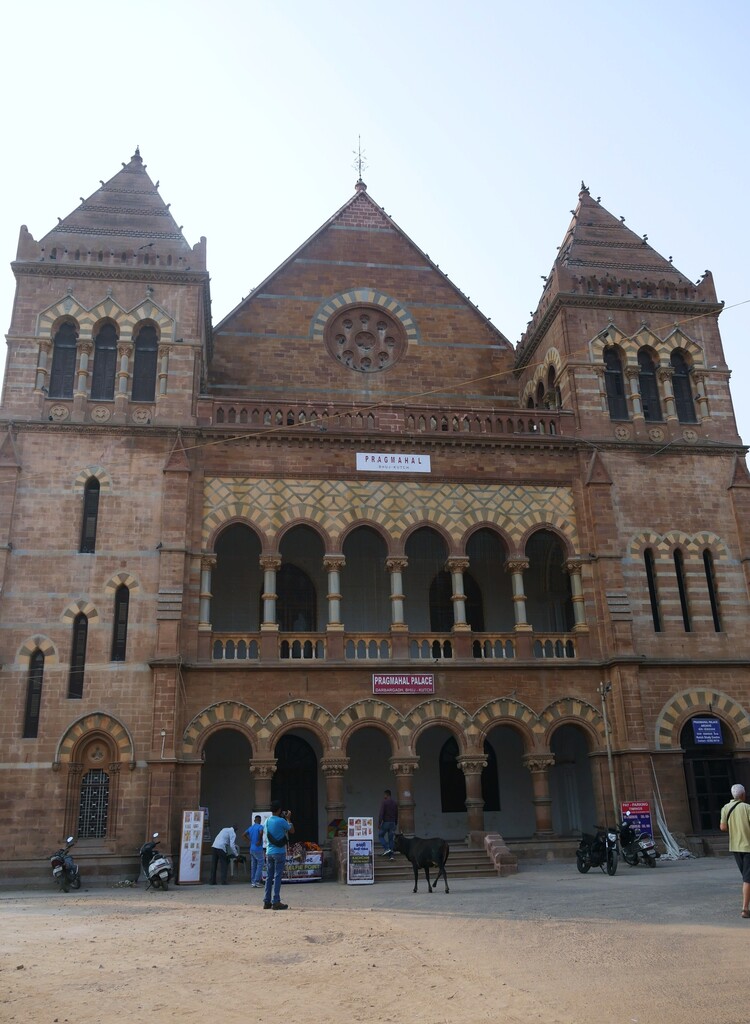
655, 689, 750, 750
403, 700, 474, 755
518, 521, 579, 559
338, 516, 396, 554
660, 530, 696, 558
73, 465, 113, 495
336, 700, 404, 755
459, 521, 513, 557
37, 294, 89, 340
398, 518, 458, 555
203, 502, 266, 547
55, 712, 135, 767
660, 328, 705, 367
692, 531, 731, 562
473, 697, 542, 750
16, 634, 58, 668
207, 516, 267, 554
181, 701, 263, 758
631, 325, 663, 360
89, 313, 122, 345
539, 697, 605, 749
61, 599, 99, 625
262, 700, 334, 754
275, 516, 332, 553
126, 297, 175, 344
626, 531, 671, 562
543, 346, 563, 374
521, 378, 538, 407
310, 288, 422, 350
589, 323, 628, 362
104, 571, 141, 595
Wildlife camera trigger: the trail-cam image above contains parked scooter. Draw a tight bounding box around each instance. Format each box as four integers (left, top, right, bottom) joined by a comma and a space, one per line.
50, 836, 81, 892
139, 832, 173, 890
576, 826, 618, 875
619, 813, 658, 867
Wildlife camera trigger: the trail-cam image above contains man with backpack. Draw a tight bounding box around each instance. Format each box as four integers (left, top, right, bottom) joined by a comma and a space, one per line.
720, 783, 750, 918
263, 801, 294, 910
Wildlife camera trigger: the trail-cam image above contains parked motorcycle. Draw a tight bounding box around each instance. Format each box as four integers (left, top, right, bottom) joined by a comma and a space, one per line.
619, 813, 658, 868
50, 836, 81, 892
576, 826, 618, 875
139, 832, 173, 890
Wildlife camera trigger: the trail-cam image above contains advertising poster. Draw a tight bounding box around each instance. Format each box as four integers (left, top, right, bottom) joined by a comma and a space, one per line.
347, 816, 375, 885
178, 809, 205, 884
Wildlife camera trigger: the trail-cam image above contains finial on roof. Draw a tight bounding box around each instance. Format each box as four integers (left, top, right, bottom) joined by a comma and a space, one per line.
133, 146, 142, 162
579, 181, 589, 195
352, 134, 368, 191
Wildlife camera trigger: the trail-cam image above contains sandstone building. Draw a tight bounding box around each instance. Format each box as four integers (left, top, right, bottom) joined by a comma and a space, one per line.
2, 150, 749, 877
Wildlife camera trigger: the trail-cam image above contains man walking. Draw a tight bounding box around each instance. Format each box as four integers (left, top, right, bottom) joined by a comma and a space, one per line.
719, 783, 750, 918
378, 788, 398, 859
245, 814, 265, 888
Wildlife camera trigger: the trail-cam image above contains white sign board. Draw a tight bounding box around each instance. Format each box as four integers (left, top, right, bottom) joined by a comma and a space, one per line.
346, 816, 375, 885
356, 453, 431, 474
178, 809, 205, 884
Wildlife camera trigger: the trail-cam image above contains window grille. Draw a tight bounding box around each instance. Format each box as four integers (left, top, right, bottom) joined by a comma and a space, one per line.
132, 325, 158, 402
111, 585, 129, 661
68, 614, 88, 698
603, 347, 628, 419
638, 350, 662, 421
671, 350, 697, 423
77, 768, 109, 839
91, 322, 118, 400
23, 650, 44, 738
48, 322, 77, 398
79, 478, 100, 553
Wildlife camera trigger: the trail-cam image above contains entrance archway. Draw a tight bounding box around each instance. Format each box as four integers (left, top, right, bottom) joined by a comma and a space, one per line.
272, 732, 320, 843
549, 724, 596, 834
483, 725, 535, 837
345, 726, 393, 823
681, 717, 734, 831
199, 729, 253, 839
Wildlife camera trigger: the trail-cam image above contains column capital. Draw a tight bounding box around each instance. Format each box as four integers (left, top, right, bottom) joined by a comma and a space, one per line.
320, 756, 350, 775
389, 756, 419, 776
200, 554, 217, 571
259, 555, 281, 572
624, 366, 640, 381
445, 557, 469, 573
657, 366, 674, 383
522, 753, 555, 773
456, 755, 488, 774
249, 759, 277, 780
563, 558, 583, 575
323, 556, 346, 573
386, 556, 408, 573
506, 559, 529, 574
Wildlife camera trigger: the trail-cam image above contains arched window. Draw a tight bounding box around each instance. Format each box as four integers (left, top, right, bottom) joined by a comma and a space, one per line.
78, 768, 110, 839
673, 549, 691, 632
68, 614, 88, 699
603, 347, 628, 419
638, 349, 662, 421
48, 322, 77, 399
111, 584, 130, 661
429, 571, 454, 632
524, 530, 574, 632
644, 548, 662, 632
703, 549, 722, 632
132, 324, 158, 402
91, 322, 118, 400
79, 477, 100, 553
671, 350, 697, 423
536, 381, 546, 408
277, 564, 317, 631
23, 650, 44, 738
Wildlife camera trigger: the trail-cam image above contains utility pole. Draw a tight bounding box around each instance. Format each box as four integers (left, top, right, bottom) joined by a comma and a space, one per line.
598, 681, 619, 824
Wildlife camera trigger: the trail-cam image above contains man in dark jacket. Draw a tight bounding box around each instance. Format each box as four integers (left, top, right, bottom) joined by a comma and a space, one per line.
378, 788, 398, 859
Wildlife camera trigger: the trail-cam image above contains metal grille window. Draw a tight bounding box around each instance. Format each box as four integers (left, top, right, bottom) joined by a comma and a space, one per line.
111, 584, 130, 661
671, 350, 697, 423
603, 347, 628, 420
90, 322, 118, 400
79, 478, 100, 553
132, 324, 158, 402
68, 614, 88, 698
638, 349, 662, 422
48, 322, 77, 399
23, 650, 44, 738
77, 768, 109, 838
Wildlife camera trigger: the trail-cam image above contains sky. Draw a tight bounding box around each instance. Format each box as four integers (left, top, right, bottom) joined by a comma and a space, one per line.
1, 1, 748, 440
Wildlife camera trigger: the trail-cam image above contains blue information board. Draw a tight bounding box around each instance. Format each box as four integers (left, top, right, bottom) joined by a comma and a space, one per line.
692, 717, 723, 744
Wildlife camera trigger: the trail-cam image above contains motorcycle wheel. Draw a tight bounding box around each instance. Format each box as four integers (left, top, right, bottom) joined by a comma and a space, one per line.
624, 851, 639, 867
60, 879, 70, 893
606, 849, 618, 876
645, 855, 656, 868
576, 852, 591, 873
161, 878, 169, 890
70, 874, 81, 890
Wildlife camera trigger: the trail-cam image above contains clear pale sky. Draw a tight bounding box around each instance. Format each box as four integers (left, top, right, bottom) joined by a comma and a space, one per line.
1, 1, 748, 441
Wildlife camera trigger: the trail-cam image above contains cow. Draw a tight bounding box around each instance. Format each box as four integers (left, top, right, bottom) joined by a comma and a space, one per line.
393, 833, 450, 893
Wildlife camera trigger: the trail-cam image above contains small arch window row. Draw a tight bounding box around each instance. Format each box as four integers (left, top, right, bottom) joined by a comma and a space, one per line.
643, 546, 722, 634
47, 319, 160, 403
604, 346, 698, 423
526, 365, 563, 411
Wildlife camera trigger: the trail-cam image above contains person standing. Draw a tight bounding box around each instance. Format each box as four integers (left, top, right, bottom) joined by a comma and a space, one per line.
210, 824, 238, 885
719, 783, 750, 918
263, 801, 294, 910
378, 788, 398, 859
245, 814, 265, 888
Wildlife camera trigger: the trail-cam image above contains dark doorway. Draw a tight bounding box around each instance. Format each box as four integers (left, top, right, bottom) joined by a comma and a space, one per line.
272, 734, 318, 842
681, 717, 733, 831
439, 736, 499, 812
200, 729, 253, 837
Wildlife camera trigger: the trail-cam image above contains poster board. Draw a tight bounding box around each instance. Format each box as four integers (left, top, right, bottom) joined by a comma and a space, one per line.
621, 800, 653, 836
346, 816, 374, 885
178, 809, 205, 884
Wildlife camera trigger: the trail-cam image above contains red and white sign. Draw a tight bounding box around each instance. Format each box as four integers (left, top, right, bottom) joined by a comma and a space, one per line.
373, 673, 435, 695
356, 453, 431, 473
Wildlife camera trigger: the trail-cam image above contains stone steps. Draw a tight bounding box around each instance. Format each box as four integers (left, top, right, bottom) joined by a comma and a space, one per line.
374, 843, 499, 882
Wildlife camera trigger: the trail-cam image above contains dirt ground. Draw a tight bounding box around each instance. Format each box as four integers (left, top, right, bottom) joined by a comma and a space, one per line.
2, 859, 748, 1024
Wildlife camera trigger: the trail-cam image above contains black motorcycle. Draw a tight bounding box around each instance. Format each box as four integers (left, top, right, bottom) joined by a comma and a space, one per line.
619, 814, 658, 868
576, 826, 618, 875
50, 836, 81, 892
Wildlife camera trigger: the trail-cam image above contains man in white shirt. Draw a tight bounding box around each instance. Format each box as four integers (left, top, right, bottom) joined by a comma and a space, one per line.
210, 824, 239, 885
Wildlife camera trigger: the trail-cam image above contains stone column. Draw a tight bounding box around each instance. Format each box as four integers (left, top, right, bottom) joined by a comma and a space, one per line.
75, 342, 92, 397
198, 555, 216, 631
320, 756, 350, 834
658, 367, 677, 420
260, 556, 281, 627
446, 557, 470, 628
522, 753, 555, 836
157, 345, 170, 398
457, 754, 488, 838
324, 556, 345, 627
506, 560, 531, 631
386, 557, 408, 658
625, 366, 642, 418
35, 340, 51, 393
116, 343, 132, 397
693, 374, 709, 421
390, 757, 419, 835
249, 759, 277, 812
563, 558, 588, 631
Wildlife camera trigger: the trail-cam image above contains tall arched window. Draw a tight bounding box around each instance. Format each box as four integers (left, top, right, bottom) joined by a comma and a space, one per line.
132, 324, 158, 402
644, 548, 662, 632
23, 650, 45, 738
703, 549, 722, 632
671, 350, 697, 423
603, 347, 628, 419
638, 349, 662, 421
91, 322, 118, 400
79, 478, 100, 553
78, 768, 110, 838
277, 564, 316, 631
524, 530, 574, 632
48, 322, 78, 399
111, 584, 130, 661
673, 549, 691, 632
68, 613, 88, 699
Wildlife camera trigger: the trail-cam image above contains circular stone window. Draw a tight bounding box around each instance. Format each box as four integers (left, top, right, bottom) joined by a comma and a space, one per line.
324, 305, 407, 373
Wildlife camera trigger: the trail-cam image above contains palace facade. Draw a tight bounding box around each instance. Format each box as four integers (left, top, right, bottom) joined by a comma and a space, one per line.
2, 150, 749, 877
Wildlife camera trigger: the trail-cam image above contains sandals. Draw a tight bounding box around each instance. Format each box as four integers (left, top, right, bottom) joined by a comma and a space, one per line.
741, 909, 750, 919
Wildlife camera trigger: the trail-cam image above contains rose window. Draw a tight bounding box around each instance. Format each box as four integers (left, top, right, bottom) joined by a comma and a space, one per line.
325, 306, 406, 373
